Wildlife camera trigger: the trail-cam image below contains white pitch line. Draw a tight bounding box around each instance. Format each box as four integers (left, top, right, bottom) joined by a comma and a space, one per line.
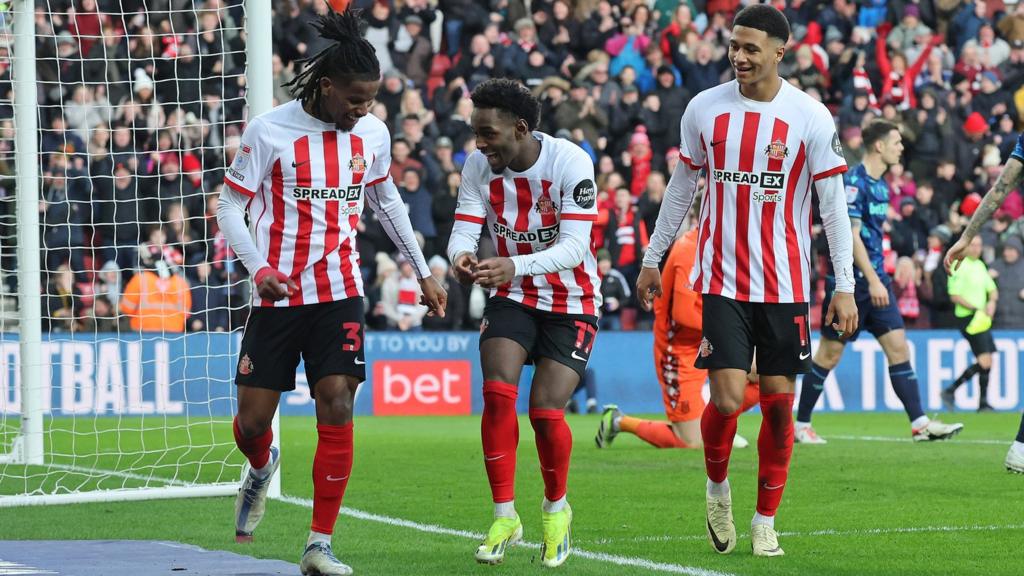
588, 523, 1024, 545
827, 435, 1008, 445
275, 494, 736, 576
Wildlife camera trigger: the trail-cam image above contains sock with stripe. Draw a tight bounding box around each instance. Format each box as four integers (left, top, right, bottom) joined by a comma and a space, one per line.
311, 422, 354, 535
233, 416, 272, 474
888, 361, 925, 422
620, 416, 690, 448
482, 381, 519, 505
529, 408, 572, 503
756, 393, 794, 517
796, 363, 829, 424
701, 401, 739, 483
740, 380, 761, 413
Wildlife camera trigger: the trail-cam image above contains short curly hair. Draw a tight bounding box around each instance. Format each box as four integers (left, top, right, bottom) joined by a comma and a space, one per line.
733, 4, 790, 44
470, 78, 541, 131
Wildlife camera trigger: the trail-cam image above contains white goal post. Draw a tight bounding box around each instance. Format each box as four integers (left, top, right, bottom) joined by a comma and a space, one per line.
0, 0, 279, 507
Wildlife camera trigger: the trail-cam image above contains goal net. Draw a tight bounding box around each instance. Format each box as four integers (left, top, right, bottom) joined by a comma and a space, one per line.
0, 0, 264, 505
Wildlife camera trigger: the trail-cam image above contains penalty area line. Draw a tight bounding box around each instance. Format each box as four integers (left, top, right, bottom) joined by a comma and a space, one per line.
274, 494, 737, 576
827, 434, 1007, 445
588, 523, 1024, 545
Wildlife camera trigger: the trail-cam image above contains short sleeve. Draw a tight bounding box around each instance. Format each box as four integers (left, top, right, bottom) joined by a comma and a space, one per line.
677, 104, 705, 171
844, 172, 863, 220
558, 144, 598, 221
224, 118, 272, 198
806, 104, 848, 181
364, 126, 393, 187
947, 268, 965, 297
1011, 134, 1024, 164
453, 155, 488, 225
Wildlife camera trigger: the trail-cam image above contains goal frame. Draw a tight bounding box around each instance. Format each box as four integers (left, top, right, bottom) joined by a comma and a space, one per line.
0, 0, 280, 507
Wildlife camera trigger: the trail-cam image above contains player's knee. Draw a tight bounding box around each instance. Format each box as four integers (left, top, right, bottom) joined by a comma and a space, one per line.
816, 346, 843, 370
979, 355, 993, 370
711, 396, 742, 416
235, 416, 272, 439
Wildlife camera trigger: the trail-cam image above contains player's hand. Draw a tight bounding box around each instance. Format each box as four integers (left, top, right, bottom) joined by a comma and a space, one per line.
254, 267, 296, 302
868, 278, 890, 308
944, 236, 971, 273
474, 257, 516, 288
636, 266, 662, 311
452, 252, 478, 285
419, 276, 447, 318
825, 291, 858, 340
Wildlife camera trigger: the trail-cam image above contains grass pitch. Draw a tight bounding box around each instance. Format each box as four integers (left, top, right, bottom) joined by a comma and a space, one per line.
1, 412, 1021, 575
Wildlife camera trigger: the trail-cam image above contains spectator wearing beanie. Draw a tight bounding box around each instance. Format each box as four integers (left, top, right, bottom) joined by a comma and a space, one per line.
955, 112, 992, 184
605, 188, 648, 287
627, 127, 653, 199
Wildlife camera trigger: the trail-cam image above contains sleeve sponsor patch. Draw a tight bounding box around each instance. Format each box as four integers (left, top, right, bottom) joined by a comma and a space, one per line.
845, 185, 859, 204
232, 144, 251, 171
831, 132, 844, 156
572, 179, 596, 209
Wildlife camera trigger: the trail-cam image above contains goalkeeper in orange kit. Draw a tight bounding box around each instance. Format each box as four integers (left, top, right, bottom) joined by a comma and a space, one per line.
595, 229, 759, 449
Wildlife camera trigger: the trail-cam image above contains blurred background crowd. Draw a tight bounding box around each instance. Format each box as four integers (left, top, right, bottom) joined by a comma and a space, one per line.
6, 0, 1024, 334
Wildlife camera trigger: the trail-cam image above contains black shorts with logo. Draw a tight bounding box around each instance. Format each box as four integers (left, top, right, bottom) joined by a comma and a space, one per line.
235, 298, 366, 397
695, 294, 812, 376
955, 315, 997, 356
479, 296, 598, 379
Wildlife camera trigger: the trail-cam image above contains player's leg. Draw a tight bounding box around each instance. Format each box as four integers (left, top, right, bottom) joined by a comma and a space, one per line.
747, 302, 812, 557
944, 328, 996, 411
1006, 411, 1024, 473
877, 328, 964, 440
299, 298, 367, 576
794, 337, 844, 444
475, 299, 533, 564
694, 295, 756, 555
527, 312, 597, 568
233, 307, 301, 542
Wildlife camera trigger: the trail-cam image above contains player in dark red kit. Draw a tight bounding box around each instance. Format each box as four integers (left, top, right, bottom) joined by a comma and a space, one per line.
637, 5, 858, 557
448, 79, 600, 568
218, 11, 445, 576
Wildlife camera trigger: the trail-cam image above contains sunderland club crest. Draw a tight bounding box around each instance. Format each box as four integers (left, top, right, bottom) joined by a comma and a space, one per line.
764, 139, 789, 161
238, 354, 254, 376
535, 196, 556, 216
698, 337, 714, 358
349, 153, 367, 175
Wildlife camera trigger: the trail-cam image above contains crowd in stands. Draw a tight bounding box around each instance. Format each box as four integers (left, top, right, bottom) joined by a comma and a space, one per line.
12, 0, 1024, 333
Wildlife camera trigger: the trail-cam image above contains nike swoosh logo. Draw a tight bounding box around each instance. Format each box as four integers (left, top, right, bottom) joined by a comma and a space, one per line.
762, 484, 785, 490
326, 475, 349, 482
353, 359, 365, 365
799, 352, 810, 360
707, 457, 728, 464
484, 454, 505, 462
292, 160, 309, 168
707, 518, 730, 552
711, 139, 726, 148
571, 351, 588, 361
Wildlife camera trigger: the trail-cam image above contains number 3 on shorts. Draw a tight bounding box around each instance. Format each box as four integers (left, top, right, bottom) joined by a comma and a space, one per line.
342, 322, 362, 352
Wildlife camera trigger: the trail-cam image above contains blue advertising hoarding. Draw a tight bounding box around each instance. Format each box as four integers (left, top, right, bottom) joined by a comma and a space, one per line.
0, 331, 1020, 417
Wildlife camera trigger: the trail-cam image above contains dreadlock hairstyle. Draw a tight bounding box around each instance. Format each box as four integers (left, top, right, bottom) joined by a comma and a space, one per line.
470, 78, 541, 131
283, 9, 381, 112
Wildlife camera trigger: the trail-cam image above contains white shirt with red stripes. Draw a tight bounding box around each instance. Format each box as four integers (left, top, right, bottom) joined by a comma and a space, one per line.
648, 80, 849, 304
450, 132, 602, 316
222, 100, 399, 307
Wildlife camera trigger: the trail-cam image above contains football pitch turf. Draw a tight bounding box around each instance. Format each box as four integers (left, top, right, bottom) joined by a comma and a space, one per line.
1, 412, 1022, 575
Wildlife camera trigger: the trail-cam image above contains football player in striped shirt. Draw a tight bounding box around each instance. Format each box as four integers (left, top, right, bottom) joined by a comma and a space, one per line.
217, 11, 446, 576
448, 79, 601, 568
637, 4, 858, 558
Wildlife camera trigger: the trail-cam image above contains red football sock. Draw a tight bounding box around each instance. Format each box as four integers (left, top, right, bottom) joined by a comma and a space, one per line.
529, 408, 572, 501
621, 416, 690, 448
482, 380, 519, 503
233, 416, 272, 470
740, 380, 761, 413
756, 393, 795, 517
700, 401, 739, 483
311, 422, 354, 535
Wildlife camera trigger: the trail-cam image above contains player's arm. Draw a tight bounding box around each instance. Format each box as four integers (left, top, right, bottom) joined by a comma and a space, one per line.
447, 162, 487, 285
850, 218, 888, 307
638, 108, 704, 310
986, 272, 998, 317
478, 218, 591, 285
217, 120, 297, 302
946, 155, 1024, 272
817, 172, 858, 335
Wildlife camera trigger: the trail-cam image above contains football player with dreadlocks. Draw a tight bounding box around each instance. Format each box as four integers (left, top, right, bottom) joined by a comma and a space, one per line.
218, 9, 446, 575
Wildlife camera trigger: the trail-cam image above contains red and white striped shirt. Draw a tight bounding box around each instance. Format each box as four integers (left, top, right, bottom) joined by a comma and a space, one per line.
453, 133, 601, 315
223, 100, 391, 307
678, 81, 847, 303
